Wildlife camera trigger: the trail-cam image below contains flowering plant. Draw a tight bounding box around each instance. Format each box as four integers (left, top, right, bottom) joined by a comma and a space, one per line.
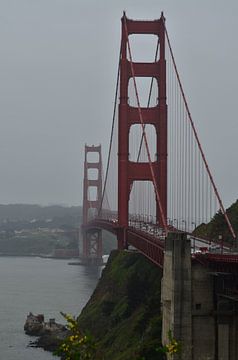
157, 330, 181, 355
55, 312, 96, 360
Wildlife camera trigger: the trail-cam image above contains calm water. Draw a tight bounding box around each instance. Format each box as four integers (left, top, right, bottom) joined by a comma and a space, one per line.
0, 257, 100, 359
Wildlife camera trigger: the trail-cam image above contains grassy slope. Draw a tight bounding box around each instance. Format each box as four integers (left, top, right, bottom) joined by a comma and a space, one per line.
194, 199, 238, 243
78, 250, 165, 360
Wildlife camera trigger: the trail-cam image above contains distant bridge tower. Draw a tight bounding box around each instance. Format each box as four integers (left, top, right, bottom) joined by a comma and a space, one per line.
118, 13, 167, 248
82, 144, 102, 262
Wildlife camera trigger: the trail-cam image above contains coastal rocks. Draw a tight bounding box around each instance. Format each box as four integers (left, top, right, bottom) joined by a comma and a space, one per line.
24, 313, 45, 336
24, 312, 68, 352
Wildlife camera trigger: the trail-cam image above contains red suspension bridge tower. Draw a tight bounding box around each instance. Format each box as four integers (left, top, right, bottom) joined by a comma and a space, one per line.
118, 13, 167, 249
82, 144, 103, 261
81, 12, 236, 261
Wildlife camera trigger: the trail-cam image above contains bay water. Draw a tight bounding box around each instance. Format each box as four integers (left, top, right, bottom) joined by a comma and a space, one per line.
0, 256, 100, 359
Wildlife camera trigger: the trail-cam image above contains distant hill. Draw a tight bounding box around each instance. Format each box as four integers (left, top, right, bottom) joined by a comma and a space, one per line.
0, 204, 116, 256
0, 204, 82, 222
194, 199, 238, 244
0, 204, 82, 255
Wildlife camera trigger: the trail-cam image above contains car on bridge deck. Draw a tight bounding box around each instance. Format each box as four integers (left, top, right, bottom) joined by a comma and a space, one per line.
208, 245, 221, 253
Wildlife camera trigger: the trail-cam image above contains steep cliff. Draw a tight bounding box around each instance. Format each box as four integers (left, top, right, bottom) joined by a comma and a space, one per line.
78, 250, 165, 360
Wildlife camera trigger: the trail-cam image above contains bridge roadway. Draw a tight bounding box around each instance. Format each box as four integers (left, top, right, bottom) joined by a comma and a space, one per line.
84, 218, 238, 271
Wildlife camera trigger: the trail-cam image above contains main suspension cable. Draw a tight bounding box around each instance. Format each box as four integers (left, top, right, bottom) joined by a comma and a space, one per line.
98, 46, 121, 216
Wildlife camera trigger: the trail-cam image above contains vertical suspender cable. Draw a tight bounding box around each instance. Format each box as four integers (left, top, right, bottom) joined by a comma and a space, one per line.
163, 20, 236, 240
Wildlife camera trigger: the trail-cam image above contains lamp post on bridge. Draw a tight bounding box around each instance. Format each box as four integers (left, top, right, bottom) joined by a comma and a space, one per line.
173, 219, 178, 230
148, 214, 154, 224
167, 218, 172, 227
218, 234, 223, 254
191, 221, 197, 232
191, 222, 197, 250
182, 219, 187, 232
134, 214, 138, 228
139, 214, 144, 230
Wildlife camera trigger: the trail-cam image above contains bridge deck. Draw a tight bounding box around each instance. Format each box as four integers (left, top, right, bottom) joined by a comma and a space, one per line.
84, 218, 238, 270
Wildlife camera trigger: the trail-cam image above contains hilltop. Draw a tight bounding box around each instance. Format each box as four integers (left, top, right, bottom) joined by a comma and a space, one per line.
194, 199, 238, 244
0, 204, 82, 224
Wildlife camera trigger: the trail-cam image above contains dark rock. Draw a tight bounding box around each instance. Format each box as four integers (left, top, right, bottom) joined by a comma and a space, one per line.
24, 312, 45, 336
25, 312, 69, 353
32, 334, 63, 352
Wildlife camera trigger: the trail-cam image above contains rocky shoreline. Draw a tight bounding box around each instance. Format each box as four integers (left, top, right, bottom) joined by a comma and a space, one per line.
24, 312, 68, 353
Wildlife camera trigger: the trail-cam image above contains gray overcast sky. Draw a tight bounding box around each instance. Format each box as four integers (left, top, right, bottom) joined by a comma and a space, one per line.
0, 0, 237, 207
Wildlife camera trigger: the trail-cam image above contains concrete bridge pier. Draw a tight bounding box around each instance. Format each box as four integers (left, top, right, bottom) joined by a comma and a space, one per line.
162, 232, 238, 360
161, 232, 192, 359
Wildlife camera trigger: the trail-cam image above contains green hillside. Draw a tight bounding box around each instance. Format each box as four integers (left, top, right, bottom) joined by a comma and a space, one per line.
78, 250, 165, 360
194, 199, 238, 245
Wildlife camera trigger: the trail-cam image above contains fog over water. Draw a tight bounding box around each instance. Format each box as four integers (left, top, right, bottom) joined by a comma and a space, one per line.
0, 0, 237, 207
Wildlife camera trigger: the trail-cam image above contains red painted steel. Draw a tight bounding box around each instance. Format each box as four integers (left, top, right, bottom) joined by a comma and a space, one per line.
82, 145, 102, 259
124, 14, 168, 232
85, 218, 238, 271
118, 13, 167, 249
86, 218, 165, 267
127, 229, 164, 268
193, 253, 238, 273
83, 14, 238, 273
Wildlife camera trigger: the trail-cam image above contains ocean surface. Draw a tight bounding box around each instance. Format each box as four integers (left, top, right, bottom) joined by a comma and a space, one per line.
0, 256, 100, 359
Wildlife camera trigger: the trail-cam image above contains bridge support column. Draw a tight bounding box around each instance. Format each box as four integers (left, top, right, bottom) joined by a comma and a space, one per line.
83, 229, 102, 264
162, 233, 238, 360
118, 14, 168, 240
161, 232, 192, 359
81, 145, 103, 263
117, 227, 127, 250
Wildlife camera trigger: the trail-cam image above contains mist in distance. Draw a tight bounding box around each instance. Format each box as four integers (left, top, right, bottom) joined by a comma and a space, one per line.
0, 0, 237, 207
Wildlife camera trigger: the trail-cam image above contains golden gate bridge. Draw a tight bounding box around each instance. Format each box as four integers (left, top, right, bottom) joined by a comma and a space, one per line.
81, 13, 238, 273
